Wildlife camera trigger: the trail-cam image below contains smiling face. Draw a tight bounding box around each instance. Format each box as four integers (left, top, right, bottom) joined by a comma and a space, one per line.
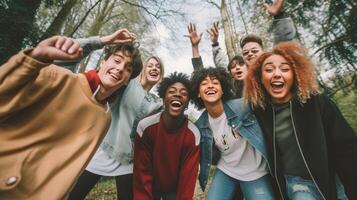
163, 82, 189, 117
242, 42, 263, 67
199, 76, 223, 107
262, 54, 294, 104
142, 57, 162, 86
98, 51, 133, 91
230, 62, 247, 80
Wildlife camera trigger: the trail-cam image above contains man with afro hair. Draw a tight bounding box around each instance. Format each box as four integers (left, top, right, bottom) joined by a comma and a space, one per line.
133, 72, 200, 200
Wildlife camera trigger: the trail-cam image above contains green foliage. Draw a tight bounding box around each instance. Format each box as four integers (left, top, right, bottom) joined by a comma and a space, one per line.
333, 90, 357, 132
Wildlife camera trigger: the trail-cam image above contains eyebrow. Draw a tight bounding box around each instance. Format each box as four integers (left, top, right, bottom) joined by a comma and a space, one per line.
243, 47, 259, 51
263, 62, 290, 66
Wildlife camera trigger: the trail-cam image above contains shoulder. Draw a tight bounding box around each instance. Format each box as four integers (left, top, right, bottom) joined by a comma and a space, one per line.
226, 98, 252, 116
136, 112, 161, 137
187, 120, 200, 146
194, 110, 208, 128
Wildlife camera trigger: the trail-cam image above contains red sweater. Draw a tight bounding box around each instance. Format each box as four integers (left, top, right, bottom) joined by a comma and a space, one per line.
133, 112, 200, 200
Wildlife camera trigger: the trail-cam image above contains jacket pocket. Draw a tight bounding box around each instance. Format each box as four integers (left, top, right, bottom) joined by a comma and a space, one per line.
0, 148, 35, 191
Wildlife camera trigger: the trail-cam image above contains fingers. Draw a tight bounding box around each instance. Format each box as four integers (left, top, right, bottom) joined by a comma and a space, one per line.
187, 23, 197, 34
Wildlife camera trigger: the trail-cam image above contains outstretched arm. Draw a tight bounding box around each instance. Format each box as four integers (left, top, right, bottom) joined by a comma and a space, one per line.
0, 36, 82, 120
208, 22, 228, 69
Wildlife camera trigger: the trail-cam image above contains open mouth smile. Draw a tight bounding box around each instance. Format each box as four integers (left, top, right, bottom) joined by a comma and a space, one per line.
170, 100, 183, 110
271, 81, 284, 92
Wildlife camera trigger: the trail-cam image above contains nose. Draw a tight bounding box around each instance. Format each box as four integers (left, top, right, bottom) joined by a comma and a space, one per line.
114, 64, 125, 74
273, 68, 282, 78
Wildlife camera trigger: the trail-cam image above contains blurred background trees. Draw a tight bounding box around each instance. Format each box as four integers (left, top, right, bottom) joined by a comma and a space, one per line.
0, 0, 355, 130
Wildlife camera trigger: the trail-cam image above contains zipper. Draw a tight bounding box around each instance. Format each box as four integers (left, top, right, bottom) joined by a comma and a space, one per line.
272, 106, 285, 200
289, 102, 327, 200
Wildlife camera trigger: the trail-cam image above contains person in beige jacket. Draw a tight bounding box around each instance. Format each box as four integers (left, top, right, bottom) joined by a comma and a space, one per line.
0, 32, 142, 200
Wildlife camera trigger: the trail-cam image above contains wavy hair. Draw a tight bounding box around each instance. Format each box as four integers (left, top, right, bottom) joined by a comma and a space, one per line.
139, 56, 165, 84
244, 42, 319, 109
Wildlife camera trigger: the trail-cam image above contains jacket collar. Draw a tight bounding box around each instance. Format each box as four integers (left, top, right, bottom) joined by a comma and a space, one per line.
196, 100, 250, 129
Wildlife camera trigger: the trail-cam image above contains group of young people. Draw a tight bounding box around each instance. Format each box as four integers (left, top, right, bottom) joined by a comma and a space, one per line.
0, 0, 356, 200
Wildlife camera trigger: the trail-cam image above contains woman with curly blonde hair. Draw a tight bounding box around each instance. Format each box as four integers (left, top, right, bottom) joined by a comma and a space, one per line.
244, 41, 357, 200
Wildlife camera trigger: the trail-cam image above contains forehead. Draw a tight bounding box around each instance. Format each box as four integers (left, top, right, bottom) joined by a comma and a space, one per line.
263, 54, 289, 65
242, 42, 262, 51
110, 51, 132, 62
167, 82, 187, 90
147, 57, 159, 64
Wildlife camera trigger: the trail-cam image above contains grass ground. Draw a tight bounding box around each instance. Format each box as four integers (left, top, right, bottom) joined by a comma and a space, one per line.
84, 168, 216, 200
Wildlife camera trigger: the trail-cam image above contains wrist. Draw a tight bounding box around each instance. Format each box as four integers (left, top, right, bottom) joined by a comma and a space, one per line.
212, 42, 219, 47
28, 48, 52, 63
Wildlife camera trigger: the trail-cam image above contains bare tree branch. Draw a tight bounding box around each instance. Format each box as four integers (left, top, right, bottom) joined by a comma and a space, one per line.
68, 0, 102, 37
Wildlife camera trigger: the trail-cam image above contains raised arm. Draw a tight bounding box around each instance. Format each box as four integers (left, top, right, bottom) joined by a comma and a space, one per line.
264, 0, 296, 44
208, 22, 229, 69
57, 29, 136, 71
0, 36, 82, 120
185, 23, 204, 70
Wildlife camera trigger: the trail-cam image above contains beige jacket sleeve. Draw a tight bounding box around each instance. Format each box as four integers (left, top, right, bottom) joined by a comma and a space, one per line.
0, 50, 54, 120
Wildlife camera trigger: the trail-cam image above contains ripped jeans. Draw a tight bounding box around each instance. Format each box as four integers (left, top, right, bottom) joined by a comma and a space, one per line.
206, 169, 275, 200
285, 175, 348, 200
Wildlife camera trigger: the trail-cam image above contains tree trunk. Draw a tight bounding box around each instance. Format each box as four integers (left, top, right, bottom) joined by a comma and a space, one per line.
220, 0, 238, 61
0, 0, 42, 64
40, 0, 79, 40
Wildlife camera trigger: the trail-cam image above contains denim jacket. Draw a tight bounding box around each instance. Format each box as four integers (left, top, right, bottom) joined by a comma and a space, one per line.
195, 98, 270, 191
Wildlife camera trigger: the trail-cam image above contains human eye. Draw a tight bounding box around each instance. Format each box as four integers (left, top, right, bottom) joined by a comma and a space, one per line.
242, 51, 249, 56
181, 89, 188, 96
251, 49, 259, 54
281, 65, 291, 72
200, 81, 208, 85
264, 66, 274, 73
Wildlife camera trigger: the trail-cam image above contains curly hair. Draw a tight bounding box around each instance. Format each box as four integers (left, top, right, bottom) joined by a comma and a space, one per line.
157, 72, 191, 99
244, 41, 319, 109
190, 67, 234, 109
103, 43, 143, 80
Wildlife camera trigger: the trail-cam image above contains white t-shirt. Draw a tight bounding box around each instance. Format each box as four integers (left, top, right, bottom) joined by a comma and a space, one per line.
208, 112, 268, 181
86, 148, 132, 176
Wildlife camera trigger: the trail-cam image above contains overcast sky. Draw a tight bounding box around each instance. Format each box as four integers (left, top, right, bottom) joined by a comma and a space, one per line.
148, 0, 226, 76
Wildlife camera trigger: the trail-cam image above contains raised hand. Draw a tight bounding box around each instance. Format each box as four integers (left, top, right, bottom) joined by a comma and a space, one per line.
263, 0, 284, 16
100, 29, 136, 45
29, 36, 83, 63
184, 23, 203, 47
207, 22, 219, 45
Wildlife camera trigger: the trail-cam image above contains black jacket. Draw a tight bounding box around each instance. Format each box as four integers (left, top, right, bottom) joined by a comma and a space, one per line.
254, 94, 357, 200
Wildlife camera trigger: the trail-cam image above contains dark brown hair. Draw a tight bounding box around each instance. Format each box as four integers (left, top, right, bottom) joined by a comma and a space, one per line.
103, 43, 142, 79
240, 34, 263, 49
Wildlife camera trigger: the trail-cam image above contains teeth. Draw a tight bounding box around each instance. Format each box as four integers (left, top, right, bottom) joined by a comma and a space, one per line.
171, 100, 182, 107
272, 82, 283, 86
205, 90, 216, 95
109, 72, 119, 80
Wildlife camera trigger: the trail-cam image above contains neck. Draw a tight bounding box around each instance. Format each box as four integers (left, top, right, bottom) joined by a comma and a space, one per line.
162, 111, 185, 131
139, 77, 154, 92
95, 85, 116, 102
205, 100, 224, 118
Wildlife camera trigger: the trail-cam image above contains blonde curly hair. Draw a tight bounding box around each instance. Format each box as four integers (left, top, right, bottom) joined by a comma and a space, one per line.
243, 42, 319, 109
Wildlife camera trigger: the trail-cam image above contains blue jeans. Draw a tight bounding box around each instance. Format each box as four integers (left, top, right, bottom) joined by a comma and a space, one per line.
206, 169, 275, 200
285, 175, 348, 200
